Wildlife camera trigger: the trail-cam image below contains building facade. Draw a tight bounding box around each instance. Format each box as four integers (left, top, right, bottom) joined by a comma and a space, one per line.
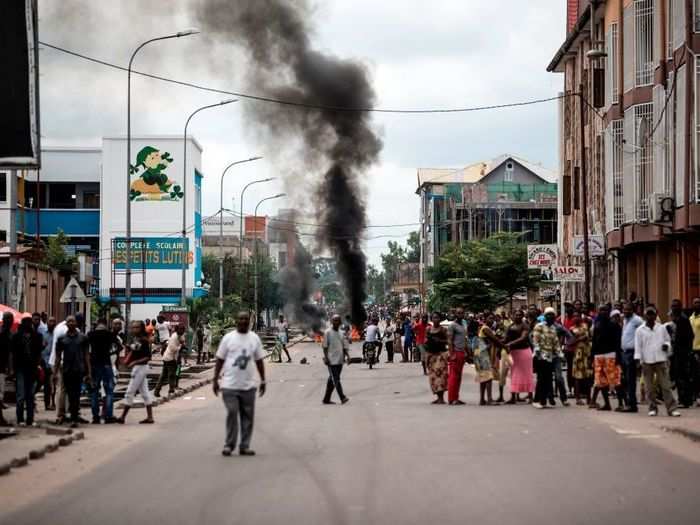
548, 0, 700, 312
416, 154, 558, 287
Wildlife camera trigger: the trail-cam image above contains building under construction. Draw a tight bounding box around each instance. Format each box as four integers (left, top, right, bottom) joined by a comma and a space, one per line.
416, 154, 558, 275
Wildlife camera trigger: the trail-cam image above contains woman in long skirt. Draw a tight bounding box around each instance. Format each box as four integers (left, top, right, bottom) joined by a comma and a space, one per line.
474, 313, 502, 405
425, 312, 449, 404
504, 310, 534, 403
570, 312, 593, 405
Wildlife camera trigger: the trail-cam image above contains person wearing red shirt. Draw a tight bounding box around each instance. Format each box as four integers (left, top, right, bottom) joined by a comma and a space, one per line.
414, 314, 429, 375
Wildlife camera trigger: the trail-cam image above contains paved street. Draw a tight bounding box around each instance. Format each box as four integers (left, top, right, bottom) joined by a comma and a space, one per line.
3, 340, 700, 525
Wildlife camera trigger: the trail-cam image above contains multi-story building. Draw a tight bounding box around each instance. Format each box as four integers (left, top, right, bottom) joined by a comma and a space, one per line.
548, 0, 700, 312
416, 154, 558, 287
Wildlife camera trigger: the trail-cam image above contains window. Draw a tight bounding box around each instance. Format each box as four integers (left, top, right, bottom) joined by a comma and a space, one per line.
668, 0, 675, 58
0, 173, 6, 202
48, 183, 77, 209
696, 0, 700, 31
634, 0, 654, 87
0, 230, 6, 243
504, 162, 514, 182
696, 60, 700, 201
83, 192, 100, 208
608, 22, 619, 104
612, 120, 625, 227
634, 103, 654, 219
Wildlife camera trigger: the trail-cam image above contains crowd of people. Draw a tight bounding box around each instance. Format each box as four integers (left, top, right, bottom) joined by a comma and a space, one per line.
0, 311, 212, 429
347, 298, 700, 416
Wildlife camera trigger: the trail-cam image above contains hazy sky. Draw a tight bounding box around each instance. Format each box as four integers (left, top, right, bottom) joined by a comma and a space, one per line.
38, 0, 566, 267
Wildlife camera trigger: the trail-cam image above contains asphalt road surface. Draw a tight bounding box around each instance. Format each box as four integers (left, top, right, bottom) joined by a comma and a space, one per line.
4, 340, 700, 525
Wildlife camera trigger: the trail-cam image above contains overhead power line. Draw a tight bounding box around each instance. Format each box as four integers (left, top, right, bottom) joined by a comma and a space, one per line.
40, 41, 569, 114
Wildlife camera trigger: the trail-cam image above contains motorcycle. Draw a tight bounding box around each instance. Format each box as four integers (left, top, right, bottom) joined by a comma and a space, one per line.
363, 341, 378, 369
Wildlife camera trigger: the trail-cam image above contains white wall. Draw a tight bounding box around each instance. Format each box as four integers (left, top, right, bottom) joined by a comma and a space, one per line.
23, 148, 101, 183
99, 136, 202, 297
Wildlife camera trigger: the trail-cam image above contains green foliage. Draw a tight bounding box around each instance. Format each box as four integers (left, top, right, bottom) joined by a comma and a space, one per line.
381, 240, 406, 285
43, 229, 76, 269
406, 231, 420, 263
428, 233, 538, 312
321, 282, 344, 306
367, 264, 385, 302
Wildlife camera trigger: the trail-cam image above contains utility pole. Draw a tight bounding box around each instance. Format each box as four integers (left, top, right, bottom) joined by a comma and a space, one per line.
578, 86, 591, 306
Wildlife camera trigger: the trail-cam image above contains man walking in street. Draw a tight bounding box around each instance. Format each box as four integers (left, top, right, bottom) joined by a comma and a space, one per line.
88, 319, 117, 424
322, 314, 350, 405
635, 306, 681, 417
414, 314, 429, 375
275, 314, 292, 363
213, 311, 266, 457
155, 315, 171, 355
54, 316, 91, 428
154, 324, 184, 398
621, 303, 643, 413
447, 307, 467, 405
41, 317, 57, 411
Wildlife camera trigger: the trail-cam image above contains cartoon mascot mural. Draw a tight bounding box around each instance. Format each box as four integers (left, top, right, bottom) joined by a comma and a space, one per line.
129, 146, 184, 201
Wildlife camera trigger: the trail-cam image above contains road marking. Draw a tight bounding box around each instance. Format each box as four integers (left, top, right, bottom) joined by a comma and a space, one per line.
626, 434, 661, 440
611, 428, 640, 435
183, 396, 192, 400
196, 397, 206, 400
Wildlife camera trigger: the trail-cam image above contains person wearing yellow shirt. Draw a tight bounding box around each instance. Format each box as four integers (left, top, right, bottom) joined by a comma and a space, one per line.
690, 297, 700, 407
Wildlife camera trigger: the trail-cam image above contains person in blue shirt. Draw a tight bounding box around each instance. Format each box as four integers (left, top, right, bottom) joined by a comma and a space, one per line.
621, 302, 643, 412
402, 316, 414, 362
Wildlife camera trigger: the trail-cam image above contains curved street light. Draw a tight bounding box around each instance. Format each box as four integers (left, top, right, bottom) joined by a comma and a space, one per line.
253, 193, 286, 327
125, 28, 199, 326
180, 98, 238, 306
239, 177, 275, 269
217, 156, 263, 310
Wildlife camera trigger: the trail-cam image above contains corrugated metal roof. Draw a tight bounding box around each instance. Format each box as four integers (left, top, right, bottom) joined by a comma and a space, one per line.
417, 154, 557, 191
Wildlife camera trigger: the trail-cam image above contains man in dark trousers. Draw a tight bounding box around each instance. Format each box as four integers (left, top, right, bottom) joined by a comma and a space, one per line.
54, 316, 91, 428
213, 311, 266, 457
10, 317, 43, 426
322, 314, 351, 405
668, 299, 695, 408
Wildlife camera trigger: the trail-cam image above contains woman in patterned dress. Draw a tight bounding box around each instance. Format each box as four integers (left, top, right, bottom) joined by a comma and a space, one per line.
570, 312, 593, 405
474, 313, 503, 405
425, 312, 449, 404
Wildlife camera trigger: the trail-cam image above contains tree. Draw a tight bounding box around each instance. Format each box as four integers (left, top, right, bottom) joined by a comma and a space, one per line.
406, 231, 420, 263
321, 282, 344, 306
43, 229, 76, 269
428, 233, 538, 312
366, 264, 385, 301
381, 240, 406, 285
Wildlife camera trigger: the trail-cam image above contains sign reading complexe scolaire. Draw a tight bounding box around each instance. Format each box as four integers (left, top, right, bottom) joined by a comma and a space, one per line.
527, 244, 559, 269
112, 237, 192, 270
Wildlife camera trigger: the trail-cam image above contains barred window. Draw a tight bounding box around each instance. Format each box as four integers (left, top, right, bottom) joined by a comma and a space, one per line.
634, 103, 654, 220
612, 120, 624, 227
634, 0, 654, 87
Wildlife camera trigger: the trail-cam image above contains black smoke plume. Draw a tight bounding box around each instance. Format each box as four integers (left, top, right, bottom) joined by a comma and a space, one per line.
195, 0, 381, 325
278, 238, 324, 334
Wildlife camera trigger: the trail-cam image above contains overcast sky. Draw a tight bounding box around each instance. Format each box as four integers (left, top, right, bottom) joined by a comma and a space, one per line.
38, 0, 566, 267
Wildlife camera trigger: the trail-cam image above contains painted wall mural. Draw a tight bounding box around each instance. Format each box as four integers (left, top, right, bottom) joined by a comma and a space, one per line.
129, 146, 184, 201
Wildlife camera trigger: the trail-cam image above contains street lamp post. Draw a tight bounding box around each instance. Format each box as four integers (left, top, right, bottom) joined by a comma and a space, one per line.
180, 99, 237, 307
125, 28, 198, 327
218, 157, 263, 311
238, 177, 275, 269
253, 193, 285, 328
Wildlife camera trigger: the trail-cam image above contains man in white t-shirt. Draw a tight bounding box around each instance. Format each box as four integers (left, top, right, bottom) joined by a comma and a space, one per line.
155, 316, 171, 355
213, 311, 266, 457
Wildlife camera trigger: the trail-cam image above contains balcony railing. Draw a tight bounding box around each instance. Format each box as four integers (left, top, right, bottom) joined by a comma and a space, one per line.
17, 208, 100, 237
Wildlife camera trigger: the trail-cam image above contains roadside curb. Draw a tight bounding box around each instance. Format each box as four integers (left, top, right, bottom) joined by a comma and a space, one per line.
0, 426, 83, 477
662, 426, 700, 443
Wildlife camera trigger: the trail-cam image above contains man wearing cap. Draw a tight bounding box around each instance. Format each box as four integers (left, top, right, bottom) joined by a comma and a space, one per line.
634, 306, 681, 417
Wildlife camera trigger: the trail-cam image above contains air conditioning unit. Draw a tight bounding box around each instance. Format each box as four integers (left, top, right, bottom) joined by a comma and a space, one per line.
648, 193, 675, 223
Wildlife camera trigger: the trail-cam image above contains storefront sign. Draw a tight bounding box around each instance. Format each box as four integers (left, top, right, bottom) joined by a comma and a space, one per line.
551, 266, 584, 282
112, 237, 192, 269
572, 235, 605, 257
527, 244, 559, 269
